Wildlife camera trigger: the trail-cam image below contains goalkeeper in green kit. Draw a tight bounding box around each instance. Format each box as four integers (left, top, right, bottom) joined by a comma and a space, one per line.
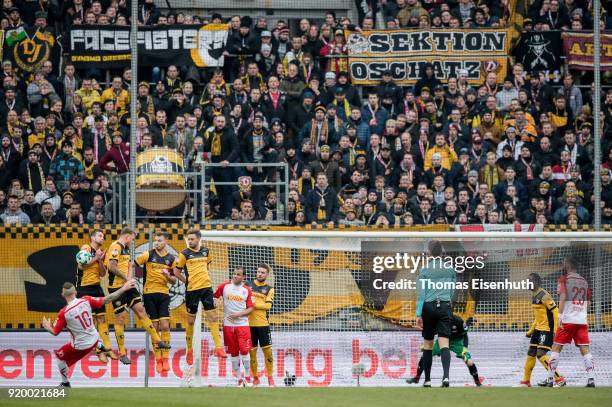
407, 314, 484, 386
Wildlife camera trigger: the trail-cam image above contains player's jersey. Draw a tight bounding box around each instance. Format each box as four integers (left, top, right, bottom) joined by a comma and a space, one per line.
53, 296, 104, 349
174, 246, 212, 291
77, 244, 101, 286
558, 272, 591, 325
104, 240, 131, 289
135, 249, 175, 294
214, 282, 253, 327
246, 280, 274, 327
531, 287, 558, 332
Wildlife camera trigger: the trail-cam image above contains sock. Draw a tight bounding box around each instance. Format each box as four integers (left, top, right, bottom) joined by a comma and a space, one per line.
186, 323, 194, 352
523, 355, 536, 382
440, 347, 451, 380
161, 330, 171, 359
262, 346, 274, 377
57, 360, 69, 383
415, 357, 423, 380
231, 356, 241, 377
249, 349, 258, 377
422, 349, 433, 382
241, 354, 251, 378
152, 336, 161, 360
548, 352, 560, 380
207, 320, 222, 349
139, 315, 161, 343
538, 355, 561, 380
97, 321, 112, 350
583, 353, 594, 380
468, 363, 479, 382
114, 323, 126, 355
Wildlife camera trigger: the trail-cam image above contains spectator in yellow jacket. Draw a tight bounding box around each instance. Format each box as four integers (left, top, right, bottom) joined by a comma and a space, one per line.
424, 133, 458, 171
74, 78, 101, 114
100, 76, 130, 115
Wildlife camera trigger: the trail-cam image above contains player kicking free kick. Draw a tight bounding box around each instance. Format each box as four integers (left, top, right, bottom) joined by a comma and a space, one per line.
214, 267, 255, 387
546, 256, 595, 388
42, 280, 136, 387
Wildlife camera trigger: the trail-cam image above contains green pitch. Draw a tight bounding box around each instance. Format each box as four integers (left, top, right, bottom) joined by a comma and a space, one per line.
4, 387, 612, 407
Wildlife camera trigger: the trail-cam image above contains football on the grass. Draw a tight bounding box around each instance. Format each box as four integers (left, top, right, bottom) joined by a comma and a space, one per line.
76, 250, 93, 266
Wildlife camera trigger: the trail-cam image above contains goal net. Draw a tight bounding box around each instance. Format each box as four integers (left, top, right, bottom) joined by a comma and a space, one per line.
191, 232, 612, 387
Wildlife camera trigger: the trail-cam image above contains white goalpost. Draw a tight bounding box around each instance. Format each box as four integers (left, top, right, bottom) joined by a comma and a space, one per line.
185, 231, 611, 387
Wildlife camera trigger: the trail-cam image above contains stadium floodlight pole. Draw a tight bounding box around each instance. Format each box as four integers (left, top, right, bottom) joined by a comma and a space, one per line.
593, 0, 603, 330
593, 0, 602, 230
128, 0, 145, 386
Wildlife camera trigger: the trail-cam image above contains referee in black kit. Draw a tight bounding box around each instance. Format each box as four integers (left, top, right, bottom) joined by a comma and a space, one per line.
415, 240, 457, 387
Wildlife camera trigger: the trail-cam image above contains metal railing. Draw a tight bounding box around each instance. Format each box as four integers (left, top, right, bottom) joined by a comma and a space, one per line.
202, 162, 289, 225
108, 162, 289, 224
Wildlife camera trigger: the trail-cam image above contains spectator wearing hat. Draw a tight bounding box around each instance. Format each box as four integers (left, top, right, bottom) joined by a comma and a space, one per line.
319, 28, 348, 76
288, 90, 315, 140
377, 70, 403, 107
299, 104, 337, 153
305, 172, 339, 224
496, 77, 518, 113
241, 112, 278, 182
496, 126, 523, 160
371, 143, 396, 186
414, 63, 441, 97
99, 132, 129, 174
18, 149, 46, 194
49, 141, 83, 192
309, 144, 341, 192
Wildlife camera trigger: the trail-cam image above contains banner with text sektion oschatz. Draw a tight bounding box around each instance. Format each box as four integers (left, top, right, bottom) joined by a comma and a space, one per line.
345, 29, 511, 85
562, 31, 612, 71
67, 24, 228, 69
2, 331, 611, 387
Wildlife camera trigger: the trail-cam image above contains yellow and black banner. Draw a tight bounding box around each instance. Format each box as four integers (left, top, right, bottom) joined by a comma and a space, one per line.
67, 24, 228, 69
345, 28, 511, 85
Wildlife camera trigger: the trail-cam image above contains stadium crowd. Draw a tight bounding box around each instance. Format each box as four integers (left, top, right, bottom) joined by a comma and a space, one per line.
0, 0, 611, 227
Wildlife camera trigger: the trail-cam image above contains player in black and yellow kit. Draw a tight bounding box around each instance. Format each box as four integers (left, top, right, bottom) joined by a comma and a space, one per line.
104, 227, 170, 365
173, 228, 227, 365
76, 229, 115, 362
518, 273, 565, 387
246, 263, 275, 387
134, 231, 177, 374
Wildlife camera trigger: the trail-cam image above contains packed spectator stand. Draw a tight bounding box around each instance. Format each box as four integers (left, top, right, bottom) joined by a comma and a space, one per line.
0, 0, 611, 227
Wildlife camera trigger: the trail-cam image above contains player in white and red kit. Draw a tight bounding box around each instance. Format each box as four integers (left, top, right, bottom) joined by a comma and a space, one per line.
213, 267, 254, 387
41, 280, 135, 387
547, 255, 595, 387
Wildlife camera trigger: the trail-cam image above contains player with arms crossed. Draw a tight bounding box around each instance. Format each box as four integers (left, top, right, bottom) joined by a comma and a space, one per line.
42, 280, 135, 387
546, 255, 595, 387
247, 263, 276, 386
518, 273, 565, 387
173, 228, 227, 365
214, 267, 254, 387
134, 231, 177, 373
408, 314, 483, 386
104, 227, 170, 365
75, 229, 115, 362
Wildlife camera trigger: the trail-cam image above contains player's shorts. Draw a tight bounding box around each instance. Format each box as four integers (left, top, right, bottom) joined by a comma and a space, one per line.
223, 325, 252, 356
55, 342, 98, 367
185, 287, 215, 314
108, 287, 142, 314
77, 284, 105, 316
143, 293, 170, 321
421, 301, 452, 340
250, 326, 272, 348
431, 338, 471, 361
554, 323, 590, 346
529, 329, 554, 350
